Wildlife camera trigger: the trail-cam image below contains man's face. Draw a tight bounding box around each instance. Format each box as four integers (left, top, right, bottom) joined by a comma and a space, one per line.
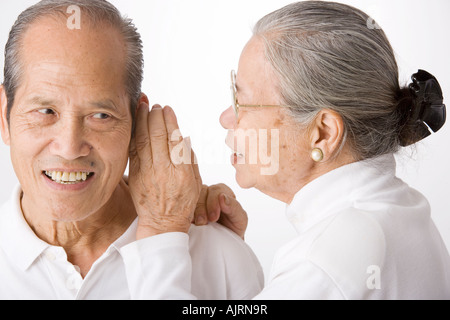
0, 17, 133, 221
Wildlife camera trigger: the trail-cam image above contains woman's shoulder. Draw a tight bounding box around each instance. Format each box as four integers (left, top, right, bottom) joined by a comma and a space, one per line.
308, 208, 387, 264
300, 208, 387, 296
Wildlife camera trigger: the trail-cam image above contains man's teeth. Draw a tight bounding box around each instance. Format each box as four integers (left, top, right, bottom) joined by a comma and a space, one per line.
44, 171, 92, 184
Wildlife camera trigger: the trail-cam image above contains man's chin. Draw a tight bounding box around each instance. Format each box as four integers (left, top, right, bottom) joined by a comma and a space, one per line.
45, 204, 96, 223
31, 191, 98, 221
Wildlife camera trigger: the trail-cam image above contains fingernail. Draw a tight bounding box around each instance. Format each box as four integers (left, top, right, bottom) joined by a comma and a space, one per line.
222, 194, 230, 206
164, 106, 174, 116
196, 215, 205, 225
208, 211, 216, 221
139, 102, 148, 110
152, 104, 162, 110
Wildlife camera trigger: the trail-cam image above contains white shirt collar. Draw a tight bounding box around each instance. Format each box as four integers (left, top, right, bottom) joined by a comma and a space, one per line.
0, 185, 49, 270
0, 184, 138, 271
286, 153, 397, 234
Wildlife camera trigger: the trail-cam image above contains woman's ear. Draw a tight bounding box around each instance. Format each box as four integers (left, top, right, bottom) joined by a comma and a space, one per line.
309, 109, 345, 161
0, 86, 11, 146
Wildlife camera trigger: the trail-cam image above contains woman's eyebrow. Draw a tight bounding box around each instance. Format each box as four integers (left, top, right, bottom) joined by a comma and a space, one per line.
235, 81, 249, 98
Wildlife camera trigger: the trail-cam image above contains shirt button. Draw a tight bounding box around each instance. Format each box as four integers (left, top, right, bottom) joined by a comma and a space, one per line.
44, 251, 56, 261
66, 265, 83, 291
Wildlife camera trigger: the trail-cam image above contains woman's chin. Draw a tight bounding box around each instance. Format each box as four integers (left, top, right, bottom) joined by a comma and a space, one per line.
235, 167, 257, 189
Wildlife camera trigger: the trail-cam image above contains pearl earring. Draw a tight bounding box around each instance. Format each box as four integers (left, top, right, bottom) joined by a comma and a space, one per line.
311, 148, 324, 162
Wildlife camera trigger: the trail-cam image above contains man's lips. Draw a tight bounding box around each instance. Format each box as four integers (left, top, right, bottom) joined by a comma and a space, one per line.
42, 170, 95, 185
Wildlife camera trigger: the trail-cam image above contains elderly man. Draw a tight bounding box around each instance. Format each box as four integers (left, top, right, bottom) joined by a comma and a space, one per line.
0, 0, 263, 299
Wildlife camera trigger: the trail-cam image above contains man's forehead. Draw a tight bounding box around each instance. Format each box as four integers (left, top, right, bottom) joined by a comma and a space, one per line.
17, 16, 128, 94
33, 17, 121, 45
21, 15, 127, 69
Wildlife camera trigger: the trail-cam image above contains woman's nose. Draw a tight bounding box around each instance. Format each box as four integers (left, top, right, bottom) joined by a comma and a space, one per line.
220, 106, 236, 129
49, 117, 92, 161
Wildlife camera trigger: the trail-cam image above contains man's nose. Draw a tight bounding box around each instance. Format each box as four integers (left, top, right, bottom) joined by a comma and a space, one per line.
49, 117, 92, 160
220, 106, 236, 129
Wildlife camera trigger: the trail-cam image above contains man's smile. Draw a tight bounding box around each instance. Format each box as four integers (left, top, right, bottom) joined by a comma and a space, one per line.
43, 170, 95, 185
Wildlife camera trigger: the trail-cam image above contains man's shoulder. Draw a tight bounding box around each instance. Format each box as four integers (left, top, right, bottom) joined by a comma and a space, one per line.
188, 222, 243, 243
188, 223, 264, 299
0, 185, 23, 244
0, 198, 14, 250
0, 197, 15, 232
188, 222, 256, 258
189, 223, 262, 273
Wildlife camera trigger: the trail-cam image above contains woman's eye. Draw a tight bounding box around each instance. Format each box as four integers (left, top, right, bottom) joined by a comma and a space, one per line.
92, 113, 111, 120
37, 108, 56, 115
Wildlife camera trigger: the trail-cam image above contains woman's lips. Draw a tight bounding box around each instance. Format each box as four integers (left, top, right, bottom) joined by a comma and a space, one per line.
226, 139, 245, 164
231, 152, 245, 165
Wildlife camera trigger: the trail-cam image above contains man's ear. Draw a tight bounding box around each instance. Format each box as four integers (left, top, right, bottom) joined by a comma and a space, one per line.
309, 109, 345, 161
0, 85, 11, 146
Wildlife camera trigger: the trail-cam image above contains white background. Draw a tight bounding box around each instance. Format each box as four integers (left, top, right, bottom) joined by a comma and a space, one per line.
1, 0, 449, 280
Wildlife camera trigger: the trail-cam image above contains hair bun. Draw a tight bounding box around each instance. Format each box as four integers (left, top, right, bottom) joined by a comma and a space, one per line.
397, 70, 446, 147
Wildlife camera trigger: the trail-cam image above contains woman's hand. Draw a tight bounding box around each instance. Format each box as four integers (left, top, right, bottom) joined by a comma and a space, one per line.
128, 103, 202, 240
193, 184, 248, 240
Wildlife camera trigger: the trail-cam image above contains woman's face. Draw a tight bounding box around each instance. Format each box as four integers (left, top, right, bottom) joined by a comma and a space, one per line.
220, 36, 314, 203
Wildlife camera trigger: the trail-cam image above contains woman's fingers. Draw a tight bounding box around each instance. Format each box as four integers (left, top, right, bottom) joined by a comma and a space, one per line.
148, 105, 170, 168
129, 104, 202, 239
193, 185, 209, 226
164, 106, 195, 167
131, 102, 152, 167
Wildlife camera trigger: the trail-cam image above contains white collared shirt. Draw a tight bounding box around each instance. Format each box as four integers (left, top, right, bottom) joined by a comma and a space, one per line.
0, 185, 264, 300
114, 154, 450, 299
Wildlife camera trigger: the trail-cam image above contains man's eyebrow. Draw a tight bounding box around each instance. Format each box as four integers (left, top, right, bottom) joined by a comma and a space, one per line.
24, 96, 119, 112
90, 99, 119, 112
25, 96, 57, 106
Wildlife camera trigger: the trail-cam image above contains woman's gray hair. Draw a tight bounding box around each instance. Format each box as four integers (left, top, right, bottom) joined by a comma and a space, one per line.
253, 1, 418, 160
3, 0, 143, 125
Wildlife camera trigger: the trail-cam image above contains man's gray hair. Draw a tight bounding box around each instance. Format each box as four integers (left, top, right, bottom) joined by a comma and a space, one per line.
254, 1, 417, 160
3, 0, 143, 125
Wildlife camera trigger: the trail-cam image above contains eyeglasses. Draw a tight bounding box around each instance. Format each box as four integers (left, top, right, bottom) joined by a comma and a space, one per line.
230, 70, 290, 118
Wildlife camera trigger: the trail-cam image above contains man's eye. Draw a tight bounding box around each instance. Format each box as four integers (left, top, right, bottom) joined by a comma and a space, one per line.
92, 113, 111, 120
37, 108, 56, 115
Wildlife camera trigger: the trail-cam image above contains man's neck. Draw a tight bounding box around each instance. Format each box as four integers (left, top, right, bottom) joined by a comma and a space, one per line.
20, 179, 137, 277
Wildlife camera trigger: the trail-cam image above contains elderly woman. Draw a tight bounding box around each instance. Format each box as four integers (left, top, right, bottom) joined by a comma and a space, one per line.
129, 1, 450, 299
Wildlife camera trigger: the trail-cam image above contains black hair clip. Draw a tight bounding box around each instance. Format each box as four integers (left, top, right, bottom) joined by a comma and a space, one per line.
408, 69, 446, 141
